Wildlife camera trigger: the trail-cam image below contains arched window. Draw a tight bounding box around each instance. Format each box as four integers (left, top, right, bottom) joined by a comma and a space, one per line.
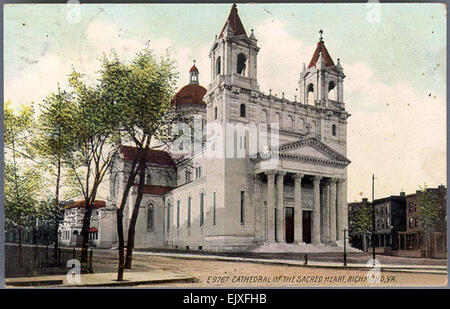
214, 106, 218, 120
237, 53, 247, 75
200, 192, 205, 227
147, 203, 154, 232
310, 121, 316, 134
191, 73, 198, 82
166, 202, 171, 232
213, 192, 217, 226
299, 118, 305, 131
332, 124, 337, 136
216, 57, 221, 75
240, 191, 245, 225
185, 169, 191, 183
176, 200, 180, 229
287, 115, 294, 130
328, 80, 336, 100
307, 83, 314, 105
260, 110, 268, 123
240, 104, 246, 117
187, 197, 191, 228
273, 113, 280, 127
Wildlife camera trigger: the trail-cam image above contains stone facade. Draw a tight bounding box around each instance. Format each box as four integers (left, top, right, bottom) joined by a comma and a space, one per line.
60, 201, 105, 247
96, 4, 351, 252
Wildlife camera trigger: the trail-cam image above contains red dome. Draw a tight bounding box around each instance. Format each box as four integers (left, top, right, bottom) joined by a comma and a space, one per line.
172, 84, 207, 107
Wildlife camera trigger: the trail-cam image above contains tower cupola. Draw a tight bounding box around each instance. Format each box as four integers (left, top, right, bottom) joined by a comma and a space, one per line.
189, 60, 199, 84
299, 30, 345, 108
208, 3, 260, 90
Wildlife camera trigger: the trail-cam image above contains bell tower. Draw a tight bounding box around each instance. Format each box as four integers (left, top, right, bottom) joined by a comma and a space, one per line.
299, 30, 345, 109
208, 3, 259, 90
189, 60, 199, 84
203, 4, 260, 250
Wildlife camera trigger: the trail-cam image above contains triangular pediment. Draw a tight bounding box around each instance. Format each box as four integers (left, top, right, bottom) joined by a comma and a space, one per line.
281, 145, 331, 160
277, 137, 351, 166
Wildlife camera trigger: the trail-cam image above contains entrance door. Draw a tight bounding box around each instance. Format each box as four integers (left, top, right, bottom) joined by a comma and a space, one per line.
303, 211, 311, 243
285, 207, 294, 243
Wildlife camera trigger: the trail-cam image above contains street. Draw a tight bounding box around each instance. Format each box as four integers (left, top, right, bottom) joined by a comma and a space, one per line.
91, 250, 447, 287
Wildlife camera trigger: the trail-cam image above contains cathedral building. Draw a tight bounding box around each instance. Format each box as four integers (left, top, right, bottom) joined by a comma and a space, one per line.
96, 4, 351, 252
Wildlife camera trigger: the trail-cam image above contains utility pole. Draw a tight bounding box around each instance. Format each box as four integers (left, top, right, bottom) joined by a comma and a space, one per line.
371, 174, 376, 265
343, 228, 348, 266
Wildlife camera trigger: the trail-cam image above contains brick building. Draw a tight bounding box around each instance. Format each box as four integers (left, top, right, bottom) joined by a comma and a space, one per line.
371, 194, 406, 251
397, 185, 447, 257
349, 186, 447, 257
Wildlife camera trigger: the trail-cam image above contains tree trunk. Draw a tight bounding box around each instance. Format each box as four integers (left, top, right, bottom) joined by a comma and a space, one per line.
80, 198, 93, 263
125, 159, 146, 269
53, 156, 61, 265
115, 149, 143, 280
427, 228, 432, 258
18, 222, 23, 267
117, 208, 125, 281
362, 234, 367, 252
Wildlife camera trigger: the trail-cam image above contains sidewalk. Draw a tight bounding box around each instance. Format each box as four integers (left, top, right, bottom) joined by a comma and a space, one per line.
133, 251, 448, 275
5, 270, 197, 287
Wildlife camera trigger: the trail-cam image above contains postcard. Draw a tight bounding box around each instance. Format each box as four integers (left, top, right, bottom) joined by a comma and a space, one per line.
2, 1, 447, 293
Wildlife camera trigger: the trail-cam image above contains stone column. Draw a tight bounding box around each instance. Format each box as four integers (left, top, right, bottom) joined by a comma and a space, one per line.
312, 175, 322, 244
266, 170, 276, 242
293, 173, 304, 243
276, 171, 286, 243
321, 180, 329, 243
329, 178, 337, 245
336, 178, 346, 242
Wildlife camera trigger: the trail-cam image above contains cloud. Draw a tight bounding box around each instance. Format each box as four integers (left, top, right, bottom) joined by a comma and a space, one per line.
255, 19, 315, 99
4, 19, 211, 110
345, 63, 446, 201
81, 20, 212, 90
4, 51, 73, 110
83, 20, 213, 88
253, 18, 446, 201
5, 17, 446, 202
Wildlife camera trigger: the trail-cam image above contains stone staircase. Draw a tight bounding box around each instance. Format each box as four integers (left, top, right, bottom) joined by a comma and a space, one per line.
249, 242, 361, 253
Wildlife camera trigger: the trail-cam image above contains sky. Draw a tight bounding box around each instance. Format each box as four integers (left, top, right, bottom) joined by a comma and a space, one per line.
3, 3, 447, 202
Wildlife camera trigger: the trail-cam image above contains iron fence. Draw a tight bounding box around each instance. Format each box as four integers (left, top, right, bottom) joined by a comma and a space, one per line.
5, 243, 93, 278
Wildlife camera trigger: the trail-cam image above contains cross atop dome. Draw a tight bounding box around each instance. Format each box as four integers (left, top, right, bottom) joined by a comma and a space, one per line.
218, 3, 248, 38
189, 60, 198, 73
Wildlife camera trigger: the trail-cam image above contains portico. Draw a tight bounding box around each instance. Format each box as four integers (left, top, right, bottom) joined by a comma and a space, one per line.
253, 136, 350, 247
259, 170, 346, 245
